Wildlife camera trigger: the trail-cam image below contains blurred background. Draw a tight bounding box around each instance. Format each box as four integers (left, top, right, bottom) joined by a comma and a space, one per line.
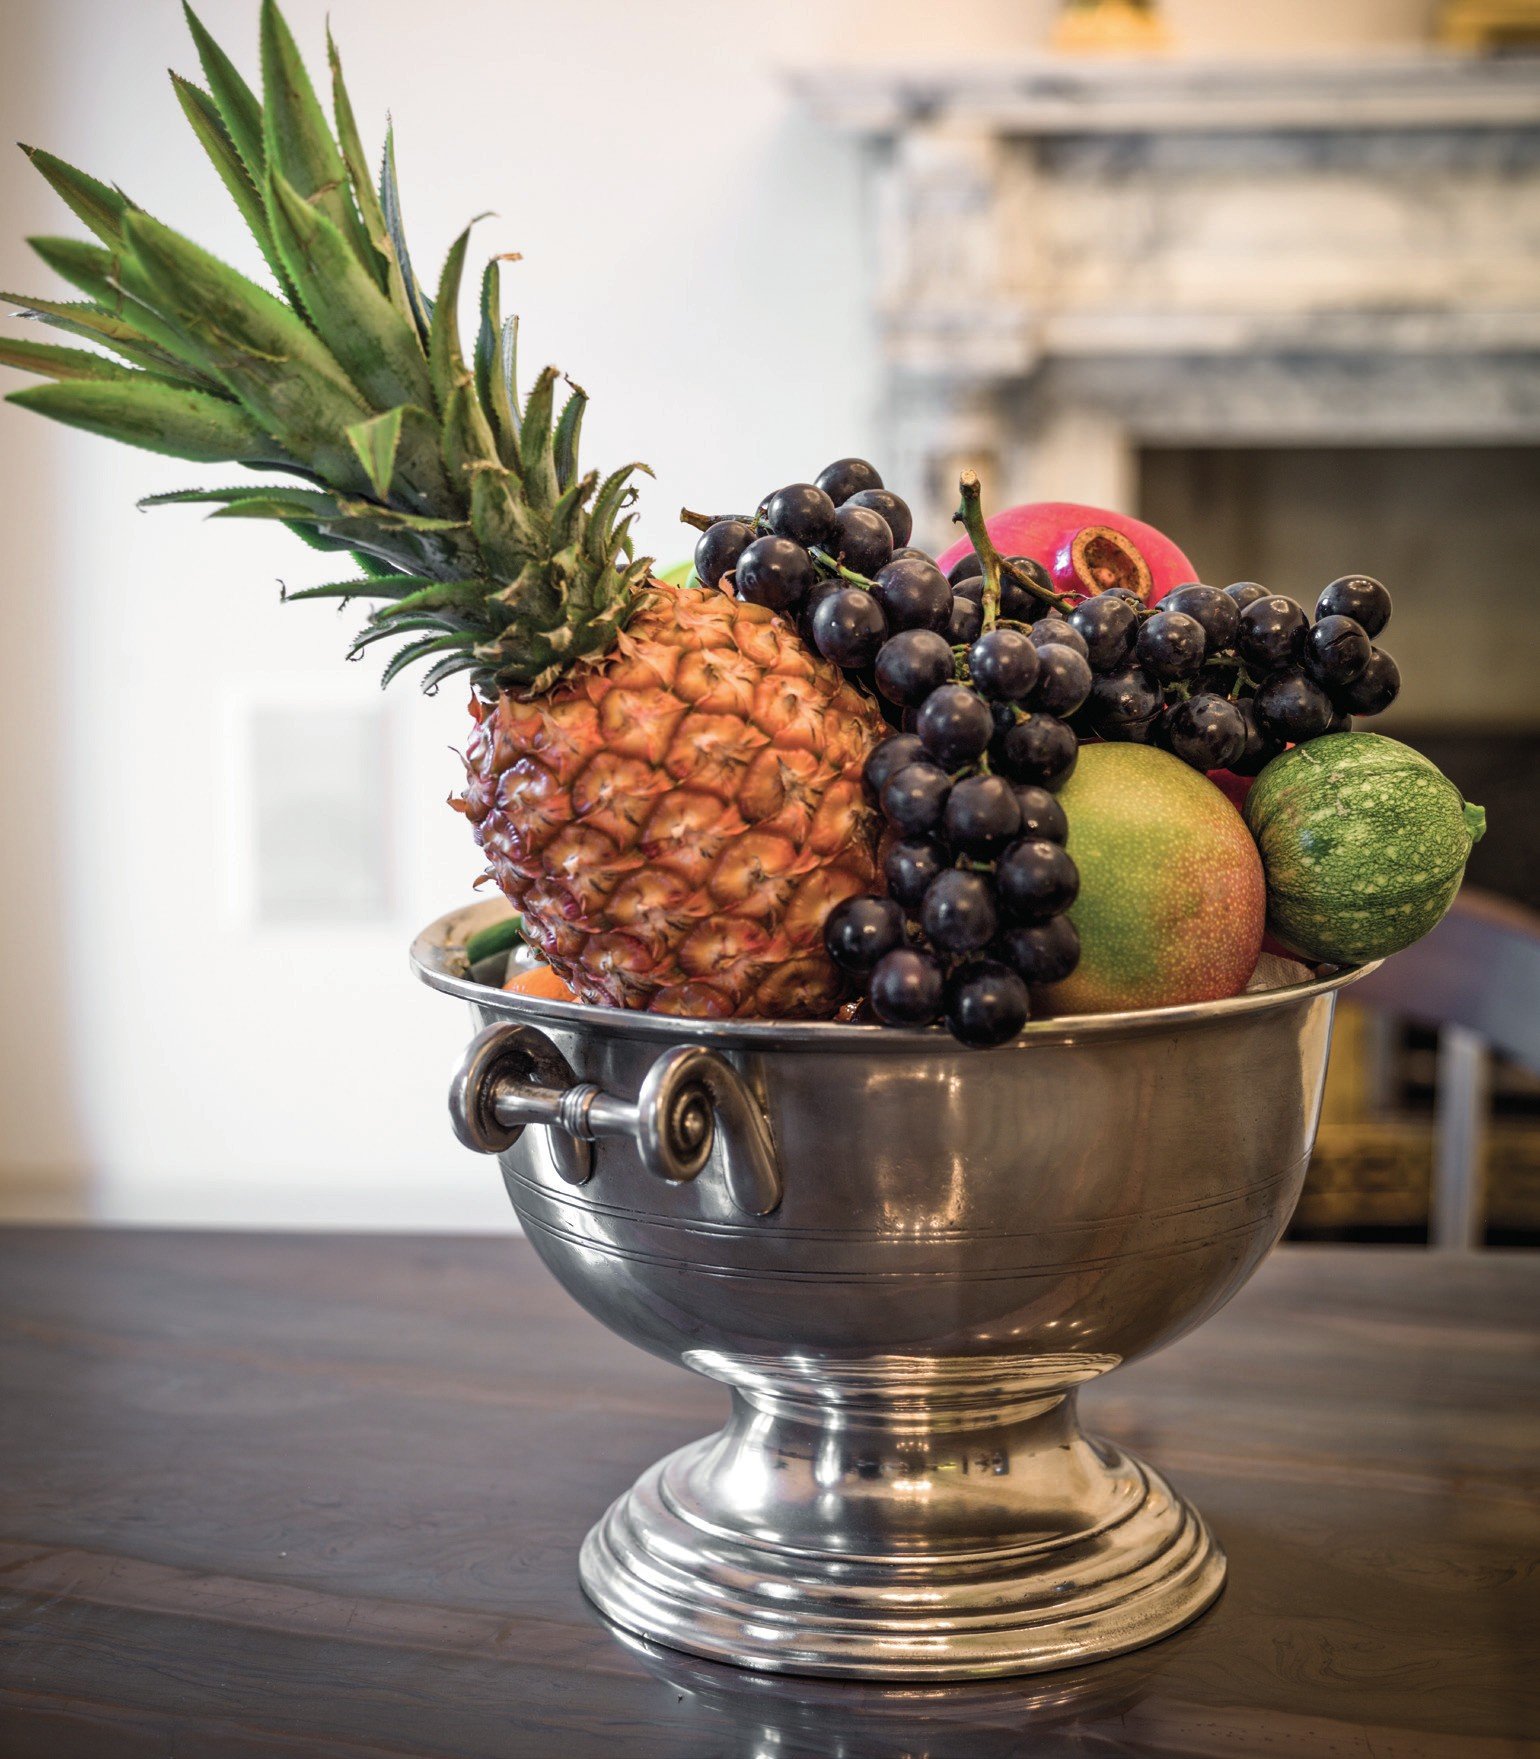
1, 0, 1536, 1233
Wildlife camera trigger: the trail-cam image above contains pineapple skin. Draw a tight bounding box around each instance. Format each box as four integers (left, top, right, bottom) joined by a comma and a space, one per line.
457, 582, 889, 1018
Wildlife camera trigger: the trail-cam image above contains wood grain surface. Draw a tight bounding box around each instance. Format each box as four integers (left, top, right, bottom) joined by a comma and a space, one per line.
0, 1230, 1536, 1758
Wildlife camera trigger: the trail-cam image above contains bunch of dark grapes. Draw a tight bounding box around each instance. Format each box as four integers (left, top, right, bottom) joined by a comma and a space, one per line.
691, 458, 933, 680
702, 471, 1081, 1049
971, 572, 1400, 774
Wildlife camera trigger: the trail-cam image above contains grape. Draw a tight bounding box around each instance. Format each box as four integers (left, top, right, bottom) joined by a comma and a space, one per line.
891, 546, 936, 566
1253, 669, 1334, 744
996, 714, 1078, 791
880, 762, 951, 835
995, 838, 1079, 923
1028, 644, 1093, 718
943, 774, 1023, 858
875, 629, 954, 707
1069, 592, 1138, 672
953, 577, 984, 606
823, 896, 904, 974
871, 557, 952, 634
1162, 584, 1240, 651
811, 586, 887, 667
996, 915, 1080, 986
868, 946, 944, 1027
915, 684, 995, 767
945, 960, 1029, 1048
735, 535, 815, 612
968, 628, 1040, 701
1010, 784, 1069, 845
1000, 556, 1054, 623
765, 482, 838, 549
884, 836, 947, 909
845, 487, 913, 549
1236, 595, 1308, 671
1326, 708, 1354, 736
863, 732, 924, 797
1088, 664, 1163, 739
1316, 575, 1391, 638
1334, 647, 1400, 715
1225, 581, 1270, 613
1029, 615, 1089, 659
1164, 693, 1247, 770
921, 869, 998, 954
947, 550, 984, 587
834, 503, 895, 575
1135, 610, 1206, 682
1227, 700, 1283, 777
947, 594, 984, 645
815, 457, 883, 507
1303, 614, 1370, 689
798, 576, 842, 645
694, 518, 754, 589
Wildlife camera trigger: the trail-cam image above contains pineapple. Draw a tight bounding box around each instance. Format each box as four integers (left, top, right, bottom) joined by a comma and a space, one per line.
1, 1, 886, 1018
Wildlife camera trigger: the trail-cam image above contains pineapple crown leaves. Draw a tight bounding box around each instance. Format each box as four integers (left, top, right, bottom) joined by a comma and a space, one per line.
0, 0, 655, 696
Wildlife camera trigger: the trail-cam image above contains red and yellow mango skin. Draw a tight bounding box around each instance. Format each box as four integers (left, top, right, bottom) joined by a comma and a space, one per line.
1043, 744, 1266, 1015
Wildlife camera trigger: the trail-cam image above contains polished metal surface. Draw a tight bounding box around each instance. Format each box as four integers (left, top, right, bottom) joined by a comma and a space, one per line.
450, 1026, 782, 1211
415, 900, 1375, 1680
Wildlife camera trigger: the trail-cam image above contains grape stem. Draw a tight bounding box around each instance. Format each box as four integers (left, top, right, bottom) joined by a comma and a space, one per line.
952, 472, 1074, 620
809, 547, 878, 590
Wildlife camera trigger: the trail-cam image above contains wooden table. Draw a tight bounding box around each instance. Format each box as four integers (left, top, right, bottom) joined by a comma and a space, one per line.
0, 1232, 1535, 1758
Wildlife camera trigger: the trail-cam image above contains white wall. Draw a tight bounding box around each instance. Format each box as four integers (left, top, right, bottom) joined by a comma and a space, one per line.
0, 0, 1443, 1226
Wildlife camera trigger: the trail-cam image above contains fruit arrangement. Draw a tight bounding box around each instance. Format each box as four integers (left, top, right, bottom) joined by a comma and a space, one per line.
0, 3, 1489, 1050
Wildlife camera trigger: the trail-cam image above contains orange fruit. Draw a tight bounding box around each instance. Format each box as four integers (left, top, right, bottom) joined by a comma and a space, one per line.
503, 964, 578, 1002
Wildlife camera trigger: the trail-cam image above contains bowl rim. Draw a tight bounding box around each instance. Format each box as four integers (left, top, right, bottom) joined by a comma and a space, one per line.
411, 900, 1380, 1053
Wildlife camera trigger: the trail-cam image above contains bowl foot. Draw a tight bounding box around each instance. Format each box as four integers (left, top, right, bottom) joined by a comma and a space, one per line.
579, 1371, 1223, 1680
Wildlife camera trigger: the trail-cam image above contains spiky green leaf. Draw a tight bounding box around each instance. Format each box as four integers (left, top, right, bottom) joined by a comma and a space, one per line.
121, 209, 373, 486
2, 294, 201, 381
427, 224, 476, 416
518, 364, 560, 510
183, 2, 267, 180
586, 462, 652, 563
552, 382, 586, 492
27, 236, 214, 377
141, 483, 339, 517
475, 258, 517, 464
266, 171, 432, 413
346, 405, 404, 499
258, 0, 377, 284
7, 376, 278, 463
171, 74, 299, 304
369, 578, 488, 619
0, 335, 172, 384
327, 28, 412, 324
20, 146, 131, 247
284, 573, 431, 603
379, 126, 433, 341
377, 632, 470, 689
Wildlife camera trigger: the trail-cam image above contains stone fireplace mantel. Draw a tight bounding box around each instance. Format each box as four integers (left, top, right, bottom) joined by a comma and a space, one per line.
799, 51, 1540, 536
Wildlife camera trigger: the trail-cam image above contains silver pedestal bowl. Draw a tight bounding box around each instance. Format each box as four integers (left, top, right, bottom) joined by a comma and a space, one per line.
414, 900, 1371, 1681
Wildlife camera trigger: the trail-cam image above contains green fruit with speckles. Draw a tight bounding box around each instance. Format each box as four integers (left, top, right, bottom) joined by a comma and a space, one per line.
1243, 733, 1485, 964
1044, 744, 1266, 1014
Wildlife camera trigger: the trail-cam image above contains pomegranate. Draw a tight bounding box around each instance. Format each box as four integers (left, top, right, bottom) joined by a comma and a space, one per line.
936, 500, 1197, 609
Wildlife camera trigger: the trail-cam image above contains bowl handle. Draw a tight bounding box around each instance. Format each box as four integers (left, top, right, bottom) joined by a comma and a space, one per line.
448, 1024, 782, 1216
